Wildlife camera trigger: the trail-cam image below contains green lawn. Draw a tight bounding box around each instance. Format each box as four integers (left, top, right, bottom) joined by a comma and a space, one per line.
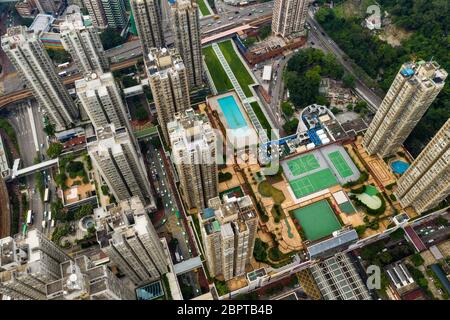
203, 46, 233, 93
218, 40, 255, 97
292, 200, 341, 241
197, 0, 212, 16
250, 102, 272, 133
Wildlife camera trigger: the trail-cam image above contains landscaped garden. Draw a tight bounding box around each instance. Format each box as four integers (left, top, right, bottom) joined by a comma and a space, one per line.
349, 184, 386, 215
218, 40, 255, 98
203, 46, 233, 93
203, 40, 272, 134
257, 181, 285, 204
197, 0, 212, 16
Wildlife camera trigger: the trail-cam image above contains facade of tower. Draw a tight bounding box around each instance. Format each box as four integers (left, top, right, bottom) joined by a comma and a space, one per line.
102, 0, 127, 29
60, 14, 109, 76
34, 0, 62, 15
394, 119, 450, 214
1, 26, 79, 130
145, 47, 190, 144
46, 255, 135, 300
168, 109, 218, 209
272, 0, 308, 39
95, 197, 168, 286
87, 124, 155, 208
0, 230, 71, 300
130, 0, 164, 54
82, 0, 108, 29
363, 60, 447, 157
199, 195, 258, 281
75, 72, 131, 132
170, 0, 203, 88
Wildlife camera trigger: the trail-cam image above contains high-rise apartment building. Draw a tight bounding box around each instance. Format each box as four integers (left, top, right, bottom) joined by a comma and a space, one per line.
0, 230, 71, 300
394, 119, 450, 214
1, 26, 79, 130
170, 0, 203, 88
75, 72, 131, 131
87, 124, 155, 208
130, 0, 164, 54
34, 0, 62, 15
102, 0, 127, 29
95, 197, 168, 286
46, 255, 135, 300
15, 0, 37, 18
145, 47, 190, 144
82, 0, 108, 29
272, 0, 308, 39
168, 109, 218, 209
199, 195, 257, 281
60, 14, 109, 76
363, 60, 447, 157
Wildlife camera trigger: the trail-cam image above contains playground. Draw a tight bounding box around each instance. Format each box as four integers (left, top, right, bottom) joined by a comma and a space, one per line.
291, 200, 342, 241
282, 144, 359, 199
289, 169, 338, 199
287, 154, 320, 176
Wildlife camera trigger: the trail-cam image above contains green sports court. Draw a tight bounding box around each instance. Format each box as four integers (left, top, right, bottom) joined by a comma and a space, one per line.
289, 169, 339, 198
292, 200, 341, 241
287, 154, 320, 176
328, 151, 353, 178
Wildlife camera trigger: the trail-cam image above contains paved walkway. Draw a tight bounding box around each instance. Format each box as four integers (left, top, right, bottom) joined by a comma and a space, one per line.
212, 43, 269, 144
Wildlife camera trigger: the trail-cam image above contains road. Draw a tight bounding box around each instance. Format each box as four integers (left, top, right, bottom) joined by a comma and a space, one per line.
6, 99, 53, 236
306, 10, 383, 111
146, 144, 191, 260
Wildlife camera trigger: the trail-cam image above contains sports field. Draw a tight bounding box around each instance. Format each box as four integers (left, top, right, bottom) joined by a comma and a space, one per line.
289, 169, 338, 198
328, 151, 353, 178
287, 154, 320, 176
292, 200, 341, 241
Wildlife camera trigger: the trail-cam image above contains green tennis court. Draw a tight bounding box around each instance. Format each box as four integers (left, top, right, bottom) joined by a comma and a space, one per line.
328, 151, 353, 178
289, 168, 338, 198
292, 200, 341, 241
287, 154, 320, 176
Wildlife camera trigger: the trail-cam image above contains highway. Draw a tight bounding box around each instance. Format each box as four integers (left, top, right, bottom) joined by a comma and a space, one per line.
306, 10, 383, 111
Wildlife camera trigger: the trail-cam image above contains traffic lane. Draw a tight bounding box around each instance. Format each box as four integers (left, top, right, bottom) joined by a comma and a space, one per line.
306, 16, 382, 108
157, 146, 198, 257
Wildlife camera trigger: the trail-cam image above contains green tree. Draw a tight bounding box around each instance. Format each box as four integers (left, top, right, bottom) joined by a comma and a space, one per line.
43, 122, 56, 137
100, 29, 125, 50
259, 25, 271, 39
281, 101, 294, 117
282, 118, 299, 135
342, 74, 355, 88
46, 142, 64, 159
410, 254, 425, 267
46, 49, 71, 64
74, 204, 94, 220
135, 107, 149, 121
253, 238, 268, 262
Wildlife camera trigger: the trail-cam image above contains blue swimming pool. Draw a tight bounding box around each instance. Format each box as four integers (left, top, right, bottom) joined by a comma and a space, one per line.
391, 161, 410, 174
217, 95, 248, 130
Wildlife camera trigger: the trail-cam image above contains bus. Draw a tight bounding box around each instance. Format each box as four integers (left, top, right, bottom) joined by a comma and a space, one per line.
26, 210, 33, 225
44, 188, 50, 202
58, 71, 67, 77
57, 62, 69, 69
41, 220, 46, 229
47, 211, 52, 221
51, 220, 55, 228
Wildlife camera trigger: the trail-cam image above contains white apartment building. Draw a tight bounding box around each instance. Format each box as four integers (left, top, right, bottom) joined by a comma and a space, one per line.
145, 47, 190, 144
170, 0, 203, 88
272, 0, 308, 39
168, 109, 218, 209
60, 13, 109, 76
363, 60, 447, 157
199, 194, 257, 281
87, 124, 155, 208
95, 197, 168, 286
394, 119, 450, 214
130, 0, 164, 54
0, 230, 71, 300
1, 26, 79, 130
75, 72, 131, 132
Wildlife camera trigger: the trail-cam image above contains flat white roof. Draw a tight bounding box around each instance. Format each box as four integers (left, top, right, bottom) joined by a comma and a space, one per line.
262, 65, 272, 81
332, 191, 348, 205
